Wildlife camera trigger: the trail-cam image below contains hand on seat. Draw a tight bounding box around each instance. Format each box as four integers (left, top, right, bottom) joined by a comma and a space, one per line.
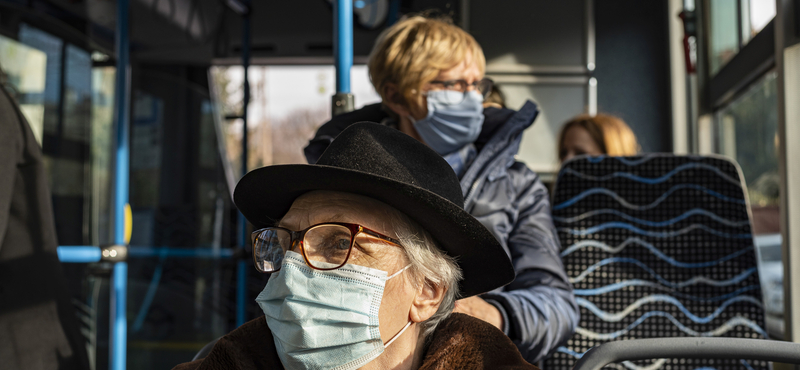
454, 296, 504, 330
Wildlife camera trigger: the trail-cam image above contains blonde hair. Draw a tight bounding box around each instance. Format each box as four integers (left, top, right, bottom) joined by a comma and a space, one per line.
368, 15, 486, 109
558, 113, 640, 160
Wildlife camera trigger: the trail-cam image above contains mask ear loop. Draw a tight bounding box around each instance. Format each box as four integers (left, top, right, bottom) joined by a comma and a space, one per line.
383, 320, 413, 348
383, 264, 414, 348
387, 264, 412, 280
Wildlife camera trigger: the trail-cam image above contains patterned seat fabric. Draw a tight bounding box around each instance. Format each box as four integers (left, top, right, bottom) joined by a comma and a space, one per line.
544, 155, 767, 370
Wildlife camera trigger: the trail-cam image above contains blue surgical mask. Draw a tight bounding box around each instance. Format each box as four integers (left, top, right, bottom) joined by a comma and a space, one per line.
256, 251, 413, 370
410, 89, 485, 155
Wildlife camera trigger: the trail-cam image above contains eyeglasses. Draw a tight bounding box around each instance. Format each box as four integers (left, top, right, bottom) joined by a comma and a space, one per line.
251, 222, 404, 273
427, 78, 494, 105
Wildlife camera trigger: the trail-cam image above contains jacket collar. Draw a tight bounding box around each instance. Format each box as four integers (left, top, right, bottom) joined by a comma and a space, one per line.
175, 313, 538, 370
458, 101, 539, 200
477, 101, 539, 157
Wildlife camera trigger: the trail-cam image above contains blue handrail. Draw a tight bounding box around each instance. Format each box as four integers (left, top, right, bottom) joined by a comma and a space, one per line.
57, 246, 102, 263
335, 0, 353, 93
112, 0, 131, 367
236, 0, 252, 328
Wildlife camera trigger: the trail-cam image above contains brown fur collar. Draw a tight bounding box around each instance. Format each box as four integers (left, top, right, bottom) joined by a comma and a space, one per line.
173, 313, 538, 370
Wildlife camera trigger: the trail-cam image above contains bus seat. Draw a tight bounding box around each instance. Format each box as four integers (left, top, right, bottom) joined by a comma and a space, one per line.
572, 337, 800, 370
544, 154, 767, 370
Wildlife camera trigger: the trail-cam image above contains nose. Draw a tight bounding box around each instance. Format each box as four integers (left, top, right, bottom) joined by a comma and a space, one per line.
290, 238, 303, 253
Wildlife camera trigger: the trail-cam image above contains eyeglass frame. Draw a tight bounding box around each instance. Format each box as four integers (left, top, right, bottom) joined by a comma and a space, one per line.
251, 222, 404, 273
426, 77, 494, 100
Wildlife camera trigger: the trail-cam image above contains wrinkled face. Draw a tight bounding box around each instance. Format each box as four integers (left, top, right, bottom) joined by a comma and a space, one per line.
278, 190, 418, 344
560, 125, 604, 162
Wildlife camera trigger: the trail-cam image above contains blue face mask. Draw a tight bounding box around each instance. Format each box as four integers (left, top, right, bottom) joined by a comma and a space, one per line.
410, 89, 485, 155
256, 251, 412, 370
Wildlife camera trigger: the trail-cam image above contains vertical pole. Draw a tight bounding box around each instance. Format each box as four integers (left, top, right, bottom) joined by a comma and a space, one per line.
332, 0, 354, 116
335, 0, 352, 93
585, 0, 597, 116
776, 0, 800, 346
236, 4, 251, 328
112, 0, 130, 368
668, 0, 689, 154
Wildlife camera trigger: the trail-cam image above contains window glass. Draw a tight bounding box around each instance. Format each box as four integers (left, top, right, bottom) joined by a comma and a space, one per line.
91, 67, 116, 245
64, 45, 92, 143
18, 24, 61, 140
707, 0, 776, 76
0, 33, 48, 144
717, 72, 778, 210
209, 65, 381, 179
51, 44, 93, 244
131, 92, 164, 212
743, 0, 776, 44
126, 71, 240, 368
1, 30, 96, 244
197, 100, 222, 247
715, 71, 781, 332
708, 0, 740, 75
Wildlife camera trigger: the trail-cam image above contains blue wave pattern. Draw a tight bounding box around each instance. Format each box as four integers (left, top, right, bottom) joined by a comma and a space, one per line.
560, 162, 742, 186
570, 257, 758, 287
561, 238, 754, 268
576, 314, 767, 340
553, 208, 750, 227
553, 184, 745, 211
560, 222, 751, 239
585, 155, 658, 166
578, 295, 763, 324
575, 282, 761, 302
546, 156, 765, 370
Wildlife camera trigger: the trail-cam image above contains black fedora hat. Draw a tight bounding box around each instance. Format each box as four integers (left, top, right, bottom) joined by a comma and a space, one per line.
234, 122, 514, 297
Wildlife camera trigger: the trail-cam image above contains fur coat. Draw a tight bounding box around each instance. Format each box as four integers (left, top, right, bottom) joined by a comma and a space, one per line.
173, 313, 539, 370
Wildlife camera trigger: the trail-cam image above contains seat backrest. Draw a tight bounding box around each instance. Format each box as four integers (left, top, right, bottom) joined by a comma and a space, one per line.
543, 155, 767, 370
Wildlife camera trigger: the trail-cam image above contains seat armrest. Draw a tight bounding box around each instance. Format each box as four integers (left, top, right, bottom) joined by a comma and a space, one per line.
573, 337, 800, 370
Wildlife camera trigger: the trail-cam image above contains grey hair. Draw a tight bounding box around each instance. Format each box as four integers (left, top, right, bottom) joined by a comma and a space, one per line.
387, 210, 463, 341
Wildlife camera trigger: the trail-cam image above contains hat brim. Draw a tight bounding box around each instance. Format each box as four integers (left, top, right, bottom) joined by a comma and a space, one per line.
234, 164, 515, 298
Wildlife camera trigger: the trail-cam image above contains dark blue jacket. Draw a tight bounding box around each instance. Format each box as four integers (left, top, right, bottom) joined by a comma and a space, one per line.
304, 101, 579, 362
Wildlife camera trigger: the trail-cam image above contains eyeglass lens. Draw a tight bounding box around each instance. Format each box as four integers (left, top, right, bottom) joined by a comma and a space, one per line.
253, 228, 290, 272
433, 79, 493, 105
253, 225, 355, 272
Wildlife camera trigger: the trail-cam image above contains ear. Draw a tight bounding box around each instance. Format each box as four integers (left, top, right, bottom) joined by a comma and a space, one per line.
383, 83, 411, 118
409, 279, 446, 323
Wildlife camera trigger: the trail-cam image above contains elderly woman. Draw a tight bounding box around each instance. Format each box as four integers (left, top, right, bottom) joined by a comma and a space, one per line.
173, 123, 537, 370
305, 15, 578, 363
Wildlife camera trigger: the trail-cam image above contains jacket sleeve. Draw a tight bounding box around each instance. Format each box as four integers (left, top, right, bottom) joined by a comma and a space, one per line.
481, 162, 579, 363
0, 86, 23, 250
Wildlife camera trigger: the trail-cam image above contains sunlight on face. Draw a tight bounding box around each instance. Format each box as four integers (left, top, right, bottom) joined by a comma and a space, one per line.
408, 58, 483, 119
278, 191, 417, 345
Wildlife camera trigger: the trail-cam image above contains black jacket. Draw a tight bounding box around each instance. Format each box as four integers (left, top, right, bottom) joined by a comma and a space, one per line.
0, 84, 89, 369
304, 102, 579, 362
